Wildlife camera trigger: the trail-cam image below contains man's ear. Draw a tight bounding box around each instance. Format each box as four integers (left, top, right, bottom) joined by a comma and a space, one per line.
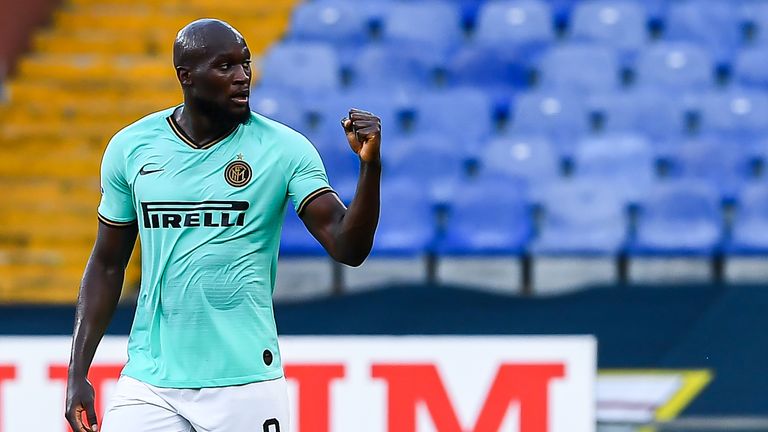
176, 66, 192, 87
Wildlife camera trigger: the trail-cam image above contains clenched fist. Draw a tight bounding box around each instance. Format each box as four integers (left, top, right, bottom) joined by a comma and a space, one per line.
341, 108, 381, 164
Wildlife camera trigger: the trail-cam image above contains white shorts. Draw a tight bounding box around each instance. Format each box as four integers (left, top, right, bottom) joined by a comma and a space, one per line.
101, 375, 289, 432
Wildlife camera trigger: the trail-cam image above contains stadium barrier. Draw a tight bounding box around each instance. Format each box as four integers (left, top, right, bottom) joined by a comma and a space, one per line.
0, 336, 595, 432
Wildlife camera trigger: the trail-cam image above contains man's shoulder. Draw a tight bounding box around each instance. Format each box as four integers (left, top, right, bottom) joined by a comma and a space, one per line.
246, 111, 315, 152
109, 106, 176, 147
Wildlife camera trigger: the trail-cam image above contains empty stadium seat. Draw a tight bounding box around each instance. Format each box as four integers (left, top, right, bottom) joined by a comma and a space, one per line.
474, 0, 555, 51
351, 43, 444, 90
479, 134, 560, 196
727, 184, 768, 254
437, 178, 532, 255
733, 47, 768, 88
372, 180, 437, 255
343, 180, 435, 290
412, 87, 495, 145
387, 132, 465, 203
665, 0, 743, 63
446, 45, 528, 112
571, 133, 655, 203
590, 89, 687, 148
289, 0, 369, 44
666, 138, 754, 202
382, 1, 464, 51
537, 43, 620, 91
249, 88, 308, 132
570, 0, 647, 56
741, 1, 768, 44
532, 179, 626, 254
260, 42, 341, 94
698, 89, 768, 140
635, 42, 714, 90
629, 181, 722, 255
510, 90, 590, 156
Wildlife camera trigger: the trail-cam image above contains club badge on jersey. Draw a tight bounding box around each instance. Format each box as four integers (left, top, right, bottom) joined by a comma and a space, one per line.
225, 153, 252, 187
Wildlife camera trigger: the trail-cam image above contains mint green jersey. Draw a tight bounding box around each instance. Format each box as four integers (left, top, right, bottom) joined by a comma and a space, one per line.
97, 107, 333, 388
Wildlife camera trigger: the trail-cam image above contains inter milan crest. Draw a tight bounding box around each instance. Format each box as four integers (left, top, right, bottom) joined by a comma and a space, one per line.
225, 153, 252, 187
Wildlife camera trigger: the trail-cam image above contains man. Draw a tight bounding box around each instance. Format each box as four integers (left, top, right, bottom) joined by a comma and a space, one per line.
64, 19, 381, 432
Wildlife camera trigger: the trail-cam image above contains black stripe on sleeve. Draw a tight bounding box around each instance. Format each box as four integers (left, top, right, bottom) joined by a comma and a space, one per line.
98, 213, 137, 227
297, 187, 336, 216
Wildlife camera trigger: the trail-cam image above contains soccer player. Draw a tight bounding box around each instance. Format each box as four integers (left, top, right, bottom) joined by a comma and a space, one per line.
64, 19, 381, 432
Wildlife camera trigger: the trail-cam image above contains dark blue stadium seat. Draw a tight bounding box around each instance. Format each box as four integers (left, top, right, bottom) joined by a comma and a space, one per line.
412, 87, 495, 145
249, 88, 308, 132
510, 90, 590, 156
642, 0, 669, 22
727, 184, 768, 254
570, 0, 647, 57
590, 89, 687, 149
289, 0, 369, 44
741, 1, 768, 45
635, 42, 714, 90
280, 208, 325, 256
437, 178, 532, 255
543, 0, 580, 22
537, 43, 620, 91
698, 89, 768, 140
666, 137, 754, 202
733, 47, 768, 88
386, 132, 466, 203
446, 46, 528, 113
571, 133, 655, 203
532, 180, 627, 255
351, 43, 445, 90
374, 180, 437, 256
479, 134, 560, 194
474, 0, 555, 52
382, 1, 464, 52
664, 0, 742, 64
629, 181, 722, 256
260, 42, 341, 94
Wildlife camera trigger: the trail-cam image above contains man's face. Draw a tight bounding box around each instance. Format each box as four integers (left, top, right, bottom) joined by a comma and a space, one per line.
187, 38, 252, 124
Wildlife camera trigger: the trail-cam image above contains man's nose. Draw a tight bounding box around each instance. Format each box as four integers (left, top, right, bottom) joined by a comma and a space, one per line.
233, 64, 250, 83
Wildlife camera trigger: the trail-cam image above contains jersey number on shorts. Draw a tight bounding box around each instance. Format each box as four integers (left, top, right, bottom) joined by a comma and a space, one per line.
263, 418, 280, 432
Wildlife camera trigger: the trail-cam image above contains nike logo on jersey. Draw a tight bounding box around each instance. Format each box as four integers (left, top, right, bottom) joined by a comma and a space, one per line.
139, 163, 165, 175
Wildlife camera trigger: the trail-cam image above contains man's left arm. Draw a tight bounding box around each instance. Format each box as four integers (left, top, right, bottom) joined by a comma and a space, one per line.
300, 108, 381, 267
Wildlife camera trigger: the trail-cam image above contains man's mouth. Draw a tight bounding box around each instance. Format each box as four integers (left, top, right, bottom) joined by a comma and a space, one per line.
231, 91, 249, 105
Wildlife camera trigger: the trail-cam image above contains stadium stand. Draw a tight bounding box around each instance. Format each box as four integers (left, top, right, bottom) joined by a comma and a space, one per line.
0, 0, 297, 302
8, 0, 768, 300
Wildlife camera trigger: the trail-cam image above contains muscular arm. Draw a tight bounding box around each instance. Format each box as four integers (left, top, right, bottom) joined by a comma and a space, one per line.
300, 109, 382, 267
66, 221, 137, 432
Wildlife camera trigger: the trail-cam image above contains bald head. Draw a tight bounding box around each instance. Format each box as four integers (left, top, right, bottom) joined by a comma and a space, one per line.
172, 19, 252, 125
173, 19, 246, 69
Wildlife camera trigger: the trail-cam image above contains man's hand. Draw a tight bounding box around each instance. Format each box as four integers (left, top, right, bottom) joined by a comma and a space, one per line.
341, 108, 381, 163
65, 376, 99, 432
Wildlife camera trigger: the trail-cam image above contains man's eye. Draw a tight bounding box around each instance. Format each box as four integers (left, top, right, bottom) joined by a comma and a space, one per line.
219, 63, 230, 70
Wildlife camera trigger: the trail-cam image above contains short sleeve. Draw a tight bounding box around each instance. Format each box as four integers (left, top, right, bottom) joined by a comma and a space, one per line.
97, 138, 137, 226
286, 134, 334, 215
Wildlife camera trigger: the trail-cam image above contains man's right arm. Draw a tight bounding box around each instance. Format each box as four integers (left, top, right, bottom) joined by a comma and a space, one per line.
65, 221, 137, 432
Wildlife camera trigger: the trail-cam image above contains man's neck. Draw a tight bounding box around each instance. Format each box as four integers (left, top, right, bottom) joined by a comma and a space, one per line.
173, 103, 238, 147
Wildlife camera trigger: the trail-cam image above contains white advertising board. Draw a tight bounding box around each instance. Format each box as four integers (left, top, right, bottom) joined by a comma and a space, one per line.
0, 336, 595, 432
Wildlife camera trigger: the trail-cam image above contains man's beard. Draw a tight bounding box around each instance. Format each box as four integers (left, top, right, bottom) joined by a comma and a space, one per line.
194, 96, 251, 126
